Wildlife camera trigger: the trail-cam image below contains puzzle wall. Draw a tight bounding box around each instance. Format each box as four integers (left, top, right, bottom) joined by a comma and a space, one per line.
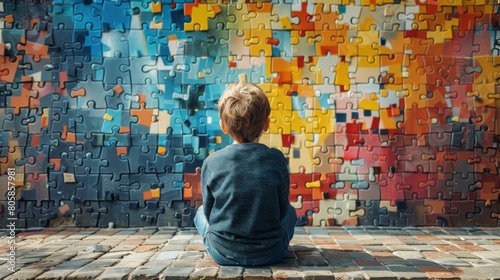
1, 0, 499, 228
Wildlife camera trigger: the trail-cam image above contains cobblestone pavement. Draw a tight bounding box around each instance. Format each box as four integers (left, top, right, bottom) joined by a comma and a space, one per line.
1, 226, 500, 279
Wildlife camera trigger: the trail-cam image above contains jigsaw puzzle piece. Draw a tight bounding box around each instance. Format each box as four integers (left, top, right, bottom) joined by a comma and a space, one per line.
157, 172, 183, 207
99, 144, 128, 181
74, 167, 100, 202
157, 201, 184, 227
74, 201, 101, 227
424, 198, 451, 226
128, 200, 165, 227
447, 199, 476, 227
378, 200, 406, 226
184, 1, 219, 31
172, 200, 197, 227
311, 199, 335, 226
18, 200, 55, 228
357, 200, 386, 226
332, 193, 357, 226
101, 174, 130, 201
22, 173, 49, 202
91, 54, 130, 85
469, 200, 499, 227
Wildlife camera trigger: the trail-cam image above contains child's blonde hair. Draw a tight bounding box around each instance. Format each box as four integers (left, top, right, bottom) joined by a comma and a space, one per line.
218, 82, 271, 143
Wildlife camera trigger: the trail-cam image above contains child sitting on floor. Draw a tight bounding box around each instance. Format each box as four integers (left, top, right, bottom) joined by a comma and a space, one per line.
194, 81, 296, 266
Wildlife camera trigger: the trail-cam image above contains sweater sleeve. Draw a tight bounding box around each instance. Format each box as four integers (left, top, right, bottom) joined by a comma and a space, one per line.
201, 160, 214, 221
279, 156, 290, 220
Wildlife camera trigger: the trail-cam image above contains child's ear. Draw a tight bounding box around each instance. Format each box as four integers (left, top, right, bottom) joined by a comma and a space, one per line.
219, 120, 228, 134
262, 118, 270, 132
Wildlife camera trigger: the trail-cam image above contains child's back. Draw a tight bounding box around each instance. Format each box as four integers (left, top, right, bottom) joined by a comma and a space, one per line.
194, 82, 296, 266
201, 142, 289, 259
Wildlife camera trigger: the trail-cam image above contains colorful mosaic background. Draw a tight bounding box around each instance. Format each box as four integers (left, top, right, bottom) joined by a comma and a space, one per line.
0, 0, 499, 228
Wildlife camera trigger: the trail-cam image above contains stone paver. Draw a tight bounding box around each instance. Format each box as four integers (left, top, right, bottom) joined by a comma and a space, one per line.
217, 266, 243, 279
1, 226, 500, 279
66, 259, 119, 280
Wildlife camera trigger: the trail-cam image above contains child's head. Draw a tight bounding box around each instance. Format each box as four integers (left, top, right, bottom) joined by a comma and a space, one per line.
218, 82, 271, 143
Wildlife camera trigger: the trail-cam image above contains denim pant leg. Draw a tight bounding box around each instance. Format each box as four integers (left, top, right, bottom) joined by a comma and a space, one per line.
194, 205, 298, 266
194, 207, 240, 265
194, 207, 209, 238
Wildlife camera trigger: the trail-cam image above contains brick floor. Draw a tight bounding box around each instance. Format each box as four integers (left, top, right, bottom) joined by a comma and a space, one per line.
1, 226, 500, 279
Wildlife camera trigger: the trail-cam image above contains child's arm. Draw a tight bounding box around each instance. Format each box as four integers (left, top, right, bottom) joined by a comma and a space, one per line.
201, 161, 214, 220
279, 158, 291, 220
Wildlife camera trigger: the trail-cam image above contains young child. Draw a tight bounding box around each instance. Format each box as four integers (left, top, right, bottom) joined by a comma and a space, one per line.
194, 82, 297, 266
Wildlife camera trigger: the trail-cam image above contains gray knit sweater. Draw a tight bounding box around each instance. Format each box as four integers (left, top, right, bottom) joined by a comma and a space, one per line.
201, 143, 290, 259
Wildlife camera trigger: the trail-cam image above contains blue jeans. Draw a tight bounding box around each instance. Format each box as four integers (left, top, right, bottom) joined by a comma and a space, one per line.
194, 205, 297, 266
